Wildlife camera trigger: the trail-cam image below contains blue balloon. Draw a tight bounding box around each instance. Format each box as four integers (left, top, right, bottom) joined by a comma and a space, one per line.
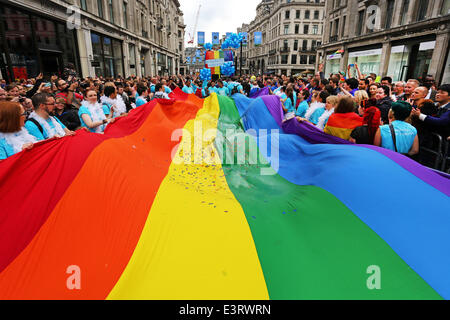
220, 62, 235, 77
199, 68, 212, 81
220, 33, 242, 50
204, 43, 213, 50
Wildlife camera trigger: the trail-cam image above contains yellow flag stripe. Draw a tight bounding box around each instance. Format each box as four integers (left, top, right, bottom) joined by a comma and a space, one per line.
107, 94, 269, 300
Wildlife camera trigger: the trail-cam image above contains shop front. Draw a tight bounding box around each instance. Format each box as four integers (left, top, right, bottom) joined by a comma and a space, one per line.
91, 32, 124, 78
325, 53, 342, 75
387, 38, 436, 82
0, 4, 79, 82
347, 48, 382, 77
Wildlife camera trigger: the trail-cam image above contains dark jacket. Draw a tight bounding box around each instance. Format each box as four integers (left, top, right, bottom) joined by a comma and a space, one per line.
54, 107, 81, 131
376, 96, 392, 125
423, 103, 450, 138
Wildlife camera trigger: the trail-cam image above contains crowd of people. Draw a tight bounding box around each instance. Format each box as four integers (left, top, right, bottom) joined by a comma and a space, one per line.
0, 63, 449, 172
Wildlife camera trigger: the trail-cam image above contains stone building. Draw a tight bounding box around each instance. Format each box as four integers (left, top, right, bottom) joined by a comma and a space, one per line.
319, 0, 450, 84
0, 0, 185, 81
238, 0, 325, 76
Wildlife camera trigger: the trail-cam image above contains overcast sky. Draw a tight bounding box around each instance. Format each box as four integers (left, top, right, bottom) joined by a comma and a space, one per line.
179, 0, 261, 45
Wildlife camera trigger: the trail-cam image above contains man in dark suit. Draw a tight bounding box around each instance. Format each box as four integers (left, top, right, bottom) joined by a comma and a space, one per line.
412, 84, 450, 139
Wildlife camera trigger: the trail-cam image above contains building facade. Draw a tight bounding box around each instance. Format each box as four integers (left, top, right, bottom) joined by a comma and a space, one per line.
184, 46, 204, 74
0, 0, 185, 82
319, 0, 450, 84
239, 0, 325, 76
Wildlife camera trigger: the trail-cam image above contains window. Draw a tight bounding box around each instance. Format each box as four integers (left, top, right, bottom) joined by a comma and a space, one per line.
442, 0, 450, 15
341, 16, 346, 37
293, 40, 298, 51
312, 25, 318, 35
108, 0, 114, 23
304, 25, 309, 34
300, 55, 308, 64
302, 40, 308, 50
129, 43, 136, 75
385, 0, 395, 29
285, 10, 290, 19
296, 10, 300, 19
284, 25, 289, 34
314, 11, 319, 19
305, 10, 310, 19
309, 55, 316, 65
295, 24, 299, 34
91, 32, 124, 77
281, 55, 288, 64
400, 0, 410, 25
291, 54, 297, 64
356, 10, 364, 35
416, 0, 428, 21
80, 0, 87, 10
97, 0, 104, 18
123, 1, 128, 28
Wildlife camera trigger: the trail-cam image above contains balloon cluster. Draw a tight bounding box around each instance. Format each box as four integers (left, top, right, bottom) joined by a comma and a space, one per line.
221, 33, 244, 50
220, 62, 235, 77
203, 43, 213, 50
199, 68, 212, 81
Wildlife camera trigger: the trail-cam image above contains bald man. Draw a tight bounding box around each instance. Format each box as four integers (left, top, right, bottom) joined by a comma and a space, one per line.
411, 86, 429, 108
410, 87, 438, 149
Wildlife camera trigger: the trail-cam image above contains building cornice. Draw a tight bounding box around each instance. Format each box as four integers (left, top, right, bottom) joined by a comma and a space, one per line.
320, 15, 450, 51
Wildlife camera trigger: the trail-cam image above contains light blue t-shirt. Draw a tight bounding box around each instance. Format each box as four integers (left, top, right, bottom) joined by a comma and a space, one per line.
25, 116, 67, 141
216, 86, 229, 97
0, 138, 14, 160
296, 101, 309, 118
380, 120, 417, 154
78, 106, 106, 133
182, 85, 195, 94
101, 103, 112, 116
228, 82, 242, 94
283, 97, 296, 114
150, 85, 171, 94
136, 96, 147, 107
310, 107, 326, 125
208, 87, 217, 95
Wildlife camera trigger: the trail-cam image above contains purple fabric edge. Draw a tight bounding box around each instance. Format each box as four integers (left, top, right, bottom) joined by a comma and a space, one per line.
261, 95, 284, 128
250, 87, 270, 99
267, 103, 450, 197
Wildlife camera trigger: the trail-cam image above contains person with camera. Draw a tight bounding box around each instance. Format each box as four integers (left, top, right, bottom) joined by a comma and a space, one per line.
55, 77, 83, 108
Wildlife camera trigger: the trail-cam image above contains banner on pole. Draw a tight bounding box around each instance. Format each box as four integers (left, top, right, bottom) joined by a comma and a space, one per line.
197, 32, 205, 45
212, 32, 220, 45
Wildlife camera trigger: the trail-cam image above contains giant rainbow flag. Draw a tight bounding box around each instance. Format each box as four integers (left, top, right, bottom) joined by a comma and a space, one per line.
0, 89, 449, 300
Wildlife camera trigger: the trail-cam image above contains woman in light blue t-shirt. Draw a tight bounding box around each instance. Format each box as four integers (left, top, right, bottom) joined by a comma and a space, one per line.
79, 90, 115, 133
0, 102, 36, 160
374, 101, 419, 156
